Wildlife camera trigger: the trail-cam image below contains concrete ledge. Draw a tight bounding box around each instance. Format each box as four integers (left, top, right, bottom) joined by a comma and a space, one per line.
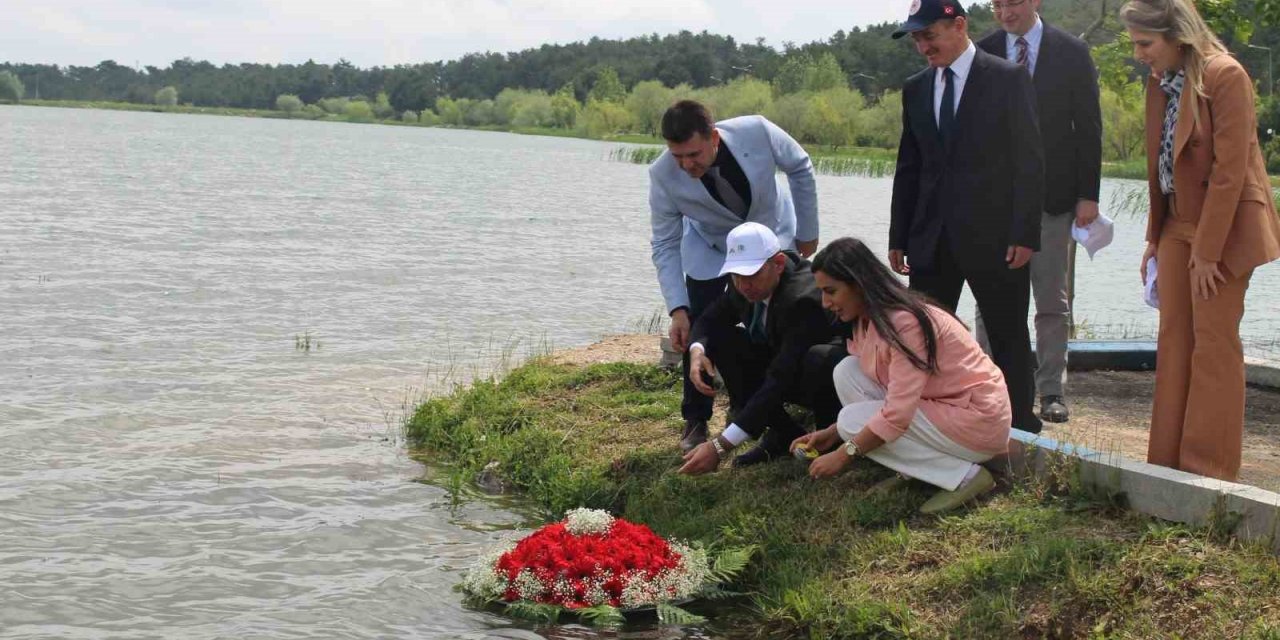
1067, 340, 1157, 372
1247, 356, 1280, 391
995, 429, 1280, 552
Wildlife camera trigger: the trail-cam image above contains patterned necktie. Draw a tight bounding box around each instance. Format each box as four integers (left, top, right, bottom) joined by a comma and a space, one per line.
939, 67, 956, 141
708, 166, 748, 218
1015, 36, 1030, 71
747, 302, 767, 344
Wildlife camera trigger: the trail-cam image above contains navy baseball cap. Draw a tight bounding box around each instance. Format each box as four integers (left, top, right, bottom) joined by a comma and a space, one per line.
891, 0, 968, 39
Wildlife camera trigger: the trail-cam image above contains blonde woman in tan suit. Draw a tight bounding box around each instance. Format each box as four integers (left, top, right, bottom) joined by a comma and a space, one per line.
1121, 0, 1280, 481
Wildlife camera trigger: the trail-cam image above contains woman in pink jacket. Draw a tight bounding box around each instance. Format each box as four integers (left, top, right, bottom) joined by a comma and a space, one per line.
791, 237, 1011, 513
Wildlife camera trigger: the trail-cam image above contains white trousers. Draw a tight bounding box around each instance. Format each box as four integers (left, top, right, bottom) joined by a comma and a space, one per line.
834, 357, 992, 491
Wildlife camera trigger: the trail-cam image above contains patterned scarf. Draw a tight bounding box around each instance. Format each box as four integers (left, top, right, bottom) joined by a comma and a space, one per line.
1158, 70, 1186, 195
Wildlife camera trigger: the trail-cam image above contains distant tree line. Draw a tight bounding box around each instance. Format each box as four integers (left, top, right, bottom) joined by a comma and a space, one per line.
6, 1, 1280, 164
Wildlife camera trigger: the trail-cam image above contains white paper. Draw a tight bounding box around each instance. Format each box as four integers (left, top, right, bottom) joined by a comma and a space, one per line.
1144, 256, 1159, 309
1071, 213, 1115, 259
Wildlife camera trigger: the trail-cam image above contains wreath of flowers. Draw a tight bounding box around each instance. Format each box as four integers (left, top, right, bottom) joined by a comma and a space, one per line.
461, 508, 754, 625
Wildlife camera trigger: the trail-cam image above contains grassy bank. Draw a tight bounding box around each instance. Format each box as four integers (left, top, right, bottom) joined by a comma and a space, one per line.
407, 358, 1280, 639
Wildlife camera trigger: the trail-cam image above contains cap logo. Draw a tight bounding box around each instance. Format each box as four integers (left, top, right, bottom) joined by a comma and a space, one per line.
943, 4, 955, 14
909, 0, 922, 15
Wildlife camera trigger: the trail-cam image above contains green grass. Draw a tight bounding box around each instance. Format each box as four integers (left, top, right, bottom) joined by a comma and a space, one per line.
407, 358, 1280, 639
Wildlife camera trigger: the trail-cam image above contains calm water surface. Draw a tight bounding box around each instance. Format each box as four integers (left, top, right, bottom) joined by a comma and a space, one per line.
2, 106, 1278, 639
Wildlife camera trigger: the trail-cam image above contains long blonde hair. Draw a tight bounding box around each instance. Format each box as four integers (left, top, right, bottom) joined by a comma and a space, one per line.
1119, 0, 1230, 106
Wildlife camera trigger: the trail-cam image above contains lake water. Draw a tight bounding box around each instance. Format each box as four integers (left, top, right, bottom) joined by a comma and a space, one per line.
2, 106, 1278, 639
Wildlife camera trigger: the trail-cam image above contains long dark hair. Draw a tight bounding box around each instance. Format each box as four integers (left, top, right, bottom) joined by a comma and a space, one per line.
812, 237, 950, 374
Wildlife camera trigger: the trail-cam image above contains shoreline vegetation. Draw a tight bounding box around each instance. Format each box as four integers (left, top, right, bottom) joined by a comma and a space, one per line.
8, 99, 1149, 181
406, 338, 1280, 638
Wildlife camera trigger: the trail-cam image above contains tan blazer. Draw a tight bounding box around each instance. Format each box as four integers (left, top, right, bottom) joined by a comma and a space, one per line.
1143, 54, 1280, 277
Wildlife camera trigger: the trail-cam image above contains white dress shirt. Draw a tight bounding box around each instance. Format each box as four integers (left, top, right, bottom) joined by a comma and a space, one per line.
1004, 15, 1044, 76
934, 41, 977, 126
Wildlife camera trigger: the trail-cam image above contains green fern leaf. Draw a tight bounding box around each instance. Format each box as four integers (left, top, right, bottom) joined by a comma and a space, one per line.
657, 602, 707, 625
710, 544, 757, 583
576, 604, 624, 627
505, 601, 561, 623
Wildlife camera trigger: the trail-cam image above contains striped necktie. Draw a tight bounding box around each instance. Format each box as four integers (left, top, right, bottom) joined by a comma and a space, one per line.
1015, 36, 1030, 70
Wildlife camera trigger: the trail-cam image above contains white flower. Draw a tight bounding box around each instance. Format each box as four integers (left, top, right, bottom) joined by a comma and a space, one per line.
668, 542, 711, 598
460, 537, 519, 600
563, 508, 615, 536
512, 569, 546, 601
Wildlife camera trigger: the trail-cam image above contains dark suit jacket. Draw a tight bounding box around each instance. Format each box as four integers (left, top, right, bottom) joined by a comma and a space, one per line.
890, 47, 1045, 272
689, 252, 837, 438
978, 23, 1103, 215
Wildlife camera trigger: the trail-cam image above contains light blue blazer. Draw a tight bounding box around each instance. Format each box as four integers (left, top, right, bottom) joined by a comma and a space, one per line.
648, 115, 818, 313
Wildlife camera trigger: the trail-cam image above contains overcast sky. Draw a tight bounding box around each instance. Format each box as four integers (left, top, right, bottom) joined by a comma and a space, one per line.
1, 1, 912, 68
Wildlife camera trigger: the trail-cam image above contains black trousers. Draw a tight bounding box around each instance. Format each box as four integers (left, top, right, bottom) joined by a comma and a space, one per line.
909, 239, 1043, 434
681, 275, 730, 422
703, 325, 844, 441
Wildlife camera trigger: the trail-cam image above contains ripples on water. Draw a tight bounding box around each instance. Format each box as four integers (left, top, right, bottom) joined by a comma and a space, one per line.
2, 106, 1278, 639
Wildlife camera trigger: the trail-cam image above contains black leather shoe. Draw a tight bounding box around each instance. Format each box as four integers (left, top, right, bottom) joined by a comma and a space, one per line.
1040, 396, 1069, 423
731, 431, 791, 468
679, 419, 708, 452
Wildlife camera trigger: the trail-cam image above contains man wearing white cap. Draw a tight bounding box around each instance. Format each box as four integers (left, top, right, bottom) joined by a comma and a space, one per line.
677, 222, 842, 474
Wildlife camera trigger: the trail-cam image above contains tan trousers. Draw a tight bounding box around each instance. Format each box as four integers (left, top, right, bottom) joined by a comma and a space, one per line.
1148, 196, 1253, 481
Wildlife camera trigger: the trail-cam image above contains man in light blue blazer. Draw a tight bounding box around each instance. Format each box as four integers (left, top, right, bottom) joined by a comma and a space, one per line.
649, 100, 820, 452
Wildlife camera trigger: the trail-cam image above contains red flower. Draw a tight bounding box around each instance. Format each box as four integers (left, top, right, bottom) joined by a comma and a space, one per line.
490, 514, 692, 608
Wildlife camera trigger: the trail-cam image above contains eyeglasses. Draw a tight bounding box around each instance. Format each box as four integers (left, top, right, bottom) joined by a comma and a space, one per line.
991, 0, 1027, 10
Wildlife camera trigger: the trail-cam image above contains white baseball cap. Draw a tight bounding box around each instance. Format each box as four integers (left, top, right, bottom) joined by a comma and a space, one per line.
718, 222, 781, 277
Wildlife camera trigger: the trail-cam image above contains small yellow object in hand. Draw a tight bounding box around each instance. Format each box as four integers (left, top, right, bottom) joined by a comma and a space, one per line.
793, 444, 819, 460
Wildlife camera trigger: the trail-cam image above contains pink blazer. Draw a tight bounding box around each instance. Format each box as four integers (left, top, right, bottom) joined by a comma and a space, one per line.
847, 307, 1011, 455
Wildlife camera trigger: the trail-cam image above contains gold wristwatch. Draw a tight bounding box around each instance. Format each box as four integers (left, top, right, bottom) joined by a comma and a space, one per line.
844, 440, 861, 458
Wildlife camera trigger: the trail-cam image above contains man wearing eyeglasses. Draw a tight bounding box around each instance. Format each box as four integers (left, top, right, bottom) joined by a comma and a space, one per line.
976, 0, 1103, 425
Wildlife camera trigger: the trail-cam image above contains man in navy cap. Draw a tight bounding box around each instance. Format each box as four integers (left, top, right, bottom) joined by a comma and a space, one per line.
887, 0, 1047, 434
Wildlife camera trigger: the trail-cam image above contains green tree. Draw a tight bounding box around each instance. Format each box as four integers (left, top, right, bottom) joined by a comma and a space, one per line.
373, 91, 395, 119
1091, 38, 1147, 162
588, 67, 626, 104
318, 97, 350, 114
858, 90, 903, 148
551, 83, 581, 128
420, 108, 441, 126
764, 93, 811, 140
804, 52, 847, 92
0, 70, 24, 102
494, 88, 554, 126
772, 54, 813, 94
625, 80, 674, 135
1100, 84, 1146, 161
712, 77, 774, 119
799, 87, 863, 149
275, 94, 303, 113
344, 99, 374, 121
436, 97, 464, 125
511, 92, 555, 127
463, 99, 496, 126
401, 110, 418, 122
580, 99, 634, 137
154, 85, 179, 106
